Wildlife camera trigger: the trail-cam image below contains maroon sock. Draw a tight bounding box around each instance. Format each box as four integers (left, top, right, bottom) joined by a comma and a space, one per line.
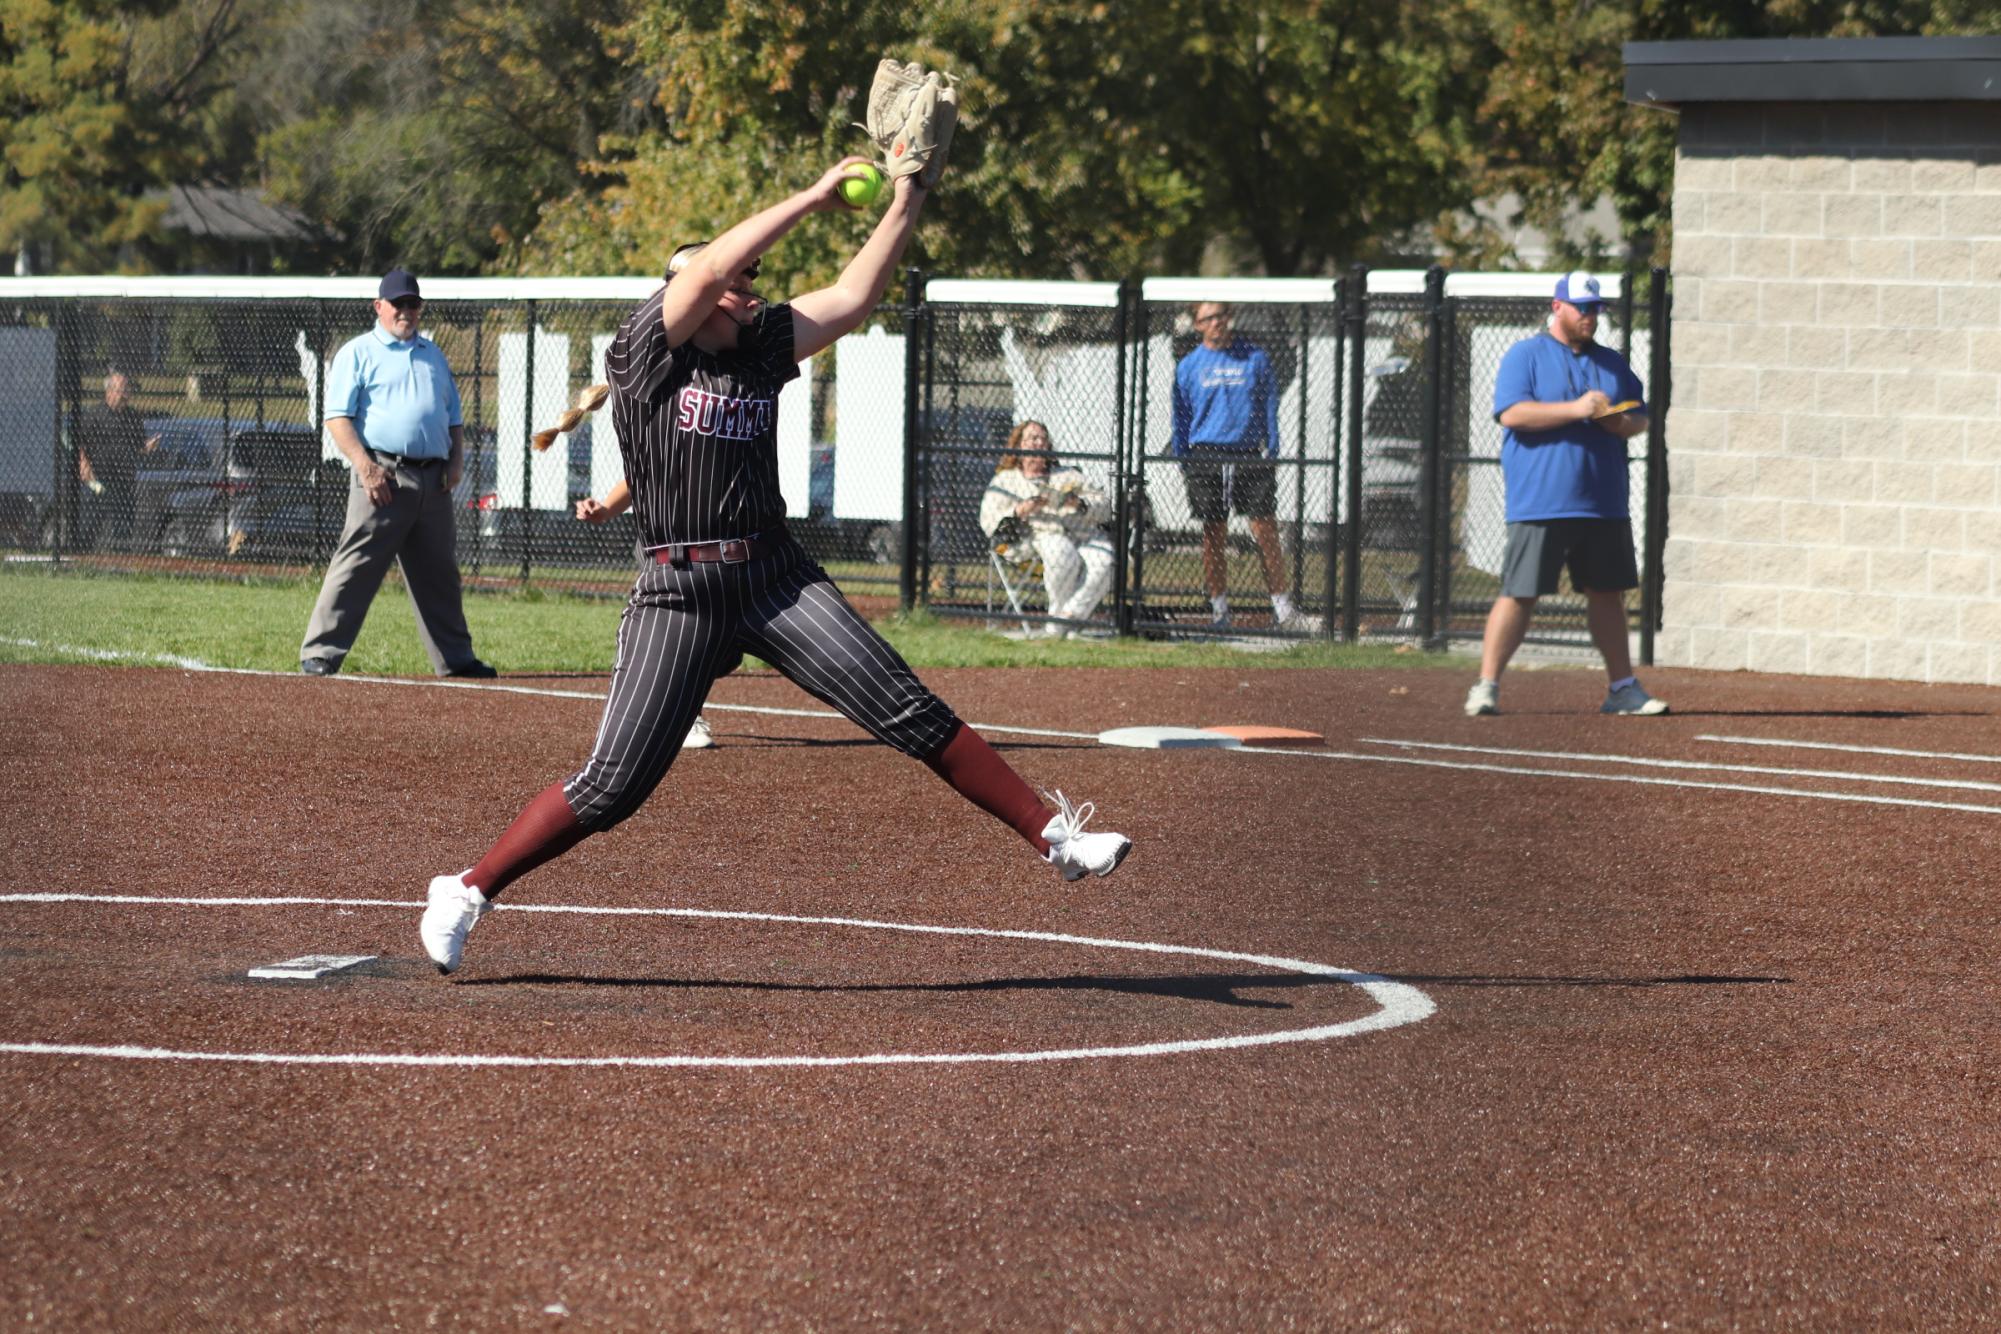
465, 781, 589, 901
922, 721, 1056, 854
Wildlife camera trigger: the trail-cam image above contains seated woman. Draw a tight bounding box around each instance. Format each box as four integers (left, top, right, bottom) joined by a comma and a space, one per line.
977, 421, 1115, 636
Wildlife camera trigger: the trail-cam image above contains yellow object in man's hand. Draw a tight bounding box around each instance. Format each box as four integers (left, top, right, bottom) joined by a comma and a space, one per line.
1593, 399, 1640, 419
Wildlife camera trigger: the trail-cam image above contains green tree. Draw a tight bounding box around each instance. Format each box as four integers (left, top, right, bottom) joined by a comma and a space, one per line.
245, 0, 653, 275
1468, 0, 1997, 271
0, 0, 255, 273
513, 1, 1492, 288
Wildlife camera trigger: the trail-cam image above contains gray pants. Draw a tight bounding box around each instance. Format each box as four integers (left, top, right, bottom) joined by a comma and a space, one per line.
300, 458, 476, 674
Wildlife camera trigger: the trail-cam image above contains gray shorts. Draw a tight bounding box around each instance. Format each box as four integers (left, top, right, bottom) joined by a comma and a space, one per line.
1499, 519, 1639, 598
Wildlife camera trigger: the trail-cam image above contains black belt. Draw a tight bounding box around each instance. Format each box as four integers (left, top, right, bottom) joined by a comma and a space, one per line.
371, 452, 447, 468
650, 529, 780, 566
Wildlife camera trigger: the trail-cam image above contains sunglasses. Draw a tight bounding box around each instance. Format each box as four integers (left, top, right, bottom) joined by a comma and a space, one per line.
387, 297, 424, 312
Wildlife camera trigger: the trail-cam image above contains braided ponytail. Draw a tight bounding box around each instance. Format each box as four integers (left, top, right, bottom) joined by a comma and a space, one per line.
532, 382, 611, 452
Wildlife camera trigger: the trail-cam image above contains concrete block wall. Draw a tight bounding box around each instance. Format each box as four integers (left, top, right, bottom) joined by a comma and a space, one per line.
1661, 103, 2001, 682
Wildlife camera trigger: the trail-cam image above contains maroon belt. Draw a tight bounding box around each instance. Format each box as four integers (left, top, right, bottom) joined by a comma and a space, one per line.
650, 531, 776, 566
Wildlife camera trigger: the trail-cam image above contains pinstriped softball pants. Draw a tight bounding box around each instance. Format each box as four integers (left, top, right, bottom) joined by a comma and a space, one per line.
563, 535, 960, 831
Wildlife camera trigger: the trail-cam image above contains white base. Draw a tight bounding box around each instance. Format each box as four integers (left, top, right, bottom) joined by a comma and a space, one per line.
1097, 726, 1244, 750
248, 954, 376, 980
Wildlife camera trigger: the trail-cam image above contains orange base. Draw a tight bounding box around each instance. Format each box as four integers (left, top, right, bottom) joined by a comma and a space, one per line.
1202, 725, 1326, 748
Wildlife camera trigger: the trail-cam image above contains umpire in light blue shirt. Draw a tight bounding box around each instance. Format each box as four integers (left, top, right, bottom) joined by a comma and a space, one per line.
300, 269, 495, 678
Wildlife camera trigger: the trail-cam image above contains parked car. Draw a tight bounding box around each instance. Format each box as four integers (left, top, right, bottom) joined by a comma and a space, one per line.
131, 417, 333, 559
232, 427, 347, 561
131, 418, 245, 556
798, 406, 1021, 566
451, 428, 646, 569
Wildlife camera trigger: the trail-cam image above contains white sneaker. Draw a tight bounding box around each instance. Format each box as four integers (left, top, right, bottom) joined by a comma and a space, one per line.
1464, 680, 1500, 716
1041, 790, 1132, 882
1275, 610, 1323, 634
683, 716, 715, 750
1602, 680, 1670, 716
420, 872, 490, 975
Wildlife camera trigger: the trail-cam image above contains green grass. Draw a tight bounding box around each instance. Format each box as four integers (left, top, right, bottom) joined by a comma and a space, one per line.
0, 565, 1463, 674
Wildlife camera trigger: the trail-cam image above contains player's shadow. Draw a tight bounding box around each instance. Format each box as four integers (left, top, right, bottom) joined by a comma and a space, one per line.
719, 735, 1076, 750
710, 735, 877, 749
459, 970, 1793, 1001
1381, 972, 1791, 987
1661, 708, 1982, 719
459, 970, 1348, 1009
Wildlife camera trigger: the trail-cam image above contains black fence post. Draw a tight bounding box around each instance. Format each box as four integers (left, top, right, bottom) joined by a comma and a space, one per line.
1111, 278, 1134, 637
52, 301, 76, 564
920, 281, 938, 605
470, 308, 486, 581
1435, 294, 1461, 644
1642, 266, 1672, 666
1416, 265, 1447, 647
898, 267, 922, 613
1619, 269, 1638, 363
1127, 293, 1153, 635
314, 300, 329, 564
1341, 264, 1367, 642
1292, 302, 1310, 621
1321, 283, 1340, 641
521, 299, 536, 588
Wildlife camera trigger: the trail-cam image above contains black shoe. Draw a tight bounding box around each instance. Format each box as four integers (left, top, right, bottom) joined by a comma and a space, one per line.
447, 660, 498, 679
300, 658, 337, 677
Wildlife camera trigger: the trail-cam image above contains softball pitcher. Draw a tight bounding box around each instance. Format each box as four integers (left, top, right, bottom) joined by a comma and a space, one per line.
421, 130, 1130, 973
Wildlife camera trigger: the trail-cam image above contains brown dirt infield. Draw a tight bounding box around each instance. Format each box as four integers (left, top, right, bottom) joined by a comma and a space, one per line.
4, 661, 1998, 1328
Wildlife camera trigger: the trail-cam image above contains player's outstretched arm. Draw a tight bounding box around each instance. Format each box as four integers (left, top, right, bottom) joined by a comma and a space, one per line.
790, 173, 928, 361
658, 158, 875, 348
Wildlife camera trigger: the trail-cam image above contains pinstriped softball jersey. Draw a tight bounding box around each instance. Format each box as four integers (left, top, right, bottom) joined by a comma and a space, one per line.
564, 296, 959, 831
602, 285, 796, 547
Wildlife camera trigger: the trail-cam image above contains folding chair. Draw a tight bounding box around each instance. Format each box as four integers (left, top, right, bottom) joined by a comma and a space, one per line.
985, 517, 1045, 635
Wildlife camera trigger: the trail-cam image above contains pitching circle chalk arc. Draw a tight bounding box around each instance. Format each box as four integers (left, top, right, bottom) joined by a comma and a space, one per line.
0, 895, 1436, 1069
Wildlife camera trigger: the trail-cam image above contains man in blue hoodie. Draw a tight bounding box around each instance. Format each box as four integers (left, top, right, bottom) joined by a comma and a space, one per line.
1171, 302, 1315, 632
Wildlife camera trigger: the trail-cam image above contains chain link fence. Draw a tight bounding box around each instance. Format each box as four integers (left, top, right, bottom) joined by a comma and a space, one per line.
1128, 281, 1343, 640
0, 279, 916, 602
916, 281, 1129, 636
1, 271, 1667, 652
910, 271, 1669, 651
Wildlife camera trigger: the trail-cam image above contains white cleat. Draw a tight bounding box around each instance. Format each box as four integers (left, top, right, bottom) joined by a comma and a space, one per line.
1041, 790, 1133, 882
420, 871, 490, 975
683, 716, 715, 750
1464, 680, 1500, 717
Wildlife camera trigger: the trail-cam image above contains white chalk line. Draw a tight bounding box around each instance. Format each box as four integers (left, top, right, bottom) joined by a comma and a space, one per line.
0, 636, 218, 671
0, 894, 1434, 1069
1698, 733, 2001, 766
1360, 737, 2001, 795
25, 636, 2000, 812
0, 639, 1100, 741
1218, 742, 2001, 816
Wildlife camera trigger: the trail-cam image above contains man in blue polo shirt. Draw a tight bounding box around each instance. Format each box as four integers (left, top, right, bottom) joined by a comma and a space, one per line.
300, 269, 495, 678
1465, 272, 1664, 717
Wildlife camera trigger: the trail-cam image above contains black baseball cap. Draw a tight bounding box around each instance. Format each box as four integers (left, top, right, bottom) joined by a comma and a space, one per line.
379, 269, 422, 302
